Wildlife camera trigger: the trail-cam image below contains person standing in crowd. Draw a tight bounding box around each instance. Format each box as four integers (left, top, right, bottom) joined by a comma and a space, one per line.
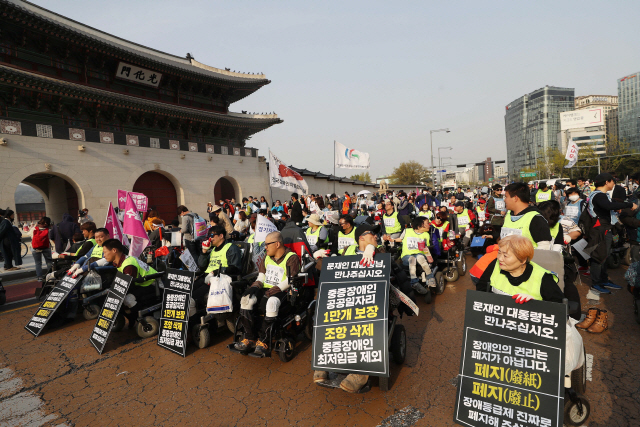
341, 191, 351, 215
78, 208, 94, 225
584, 173, 636, 294
271, 200, 284, 215
577, 178, 592, 198
0, 209, 22, 271
31, 216, 53, 281
233, 211, 250, 239
534, 182, 553, 204
207, 202, 216, 221
259, 196, 269, 211
486, 184, 506, 230
177, 205, 199, 259
501, 183, 552, 248
49, 212, 81, 254
210, 205, 234, 238
290, 193, 303, 224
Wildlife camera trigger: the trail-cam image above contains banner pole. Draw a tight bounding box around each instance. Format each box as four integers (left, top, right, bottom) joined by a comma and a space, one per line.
268, 148, 274, 205
333, 140, 336, 194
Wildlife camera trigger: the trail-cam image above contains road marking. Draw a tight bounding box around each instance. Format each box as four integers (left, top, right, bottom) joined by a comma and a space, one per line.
586, 353, 594, 382
0, 367, 61, 426
0, 301, 39, 314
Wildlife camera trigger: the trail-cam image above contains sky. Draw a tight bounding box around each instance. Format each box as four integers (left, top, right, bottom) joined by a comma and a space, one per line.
32, 0, 640, 180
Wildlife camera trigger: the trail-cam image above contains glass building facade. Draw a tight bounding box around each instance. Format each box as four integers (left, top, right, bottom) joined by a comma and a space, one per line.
505, 86, 575, 176
618, 72, 640, 149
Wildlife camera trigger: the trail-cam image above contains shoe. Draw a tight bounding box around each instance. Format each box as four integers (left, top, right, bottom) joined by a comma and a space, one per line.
234, 339, 256, 352
587, 309, 608, 333
37, 277, 43, 282
603, 282, 622, 290
45, 272, 56, 283
410, 278, 428, 295
253, 340, 268, 356
579, 267, 591, 276
576, 308, 599, 329
313, 371, 328, 384
592, 285, 611, 294
339, 374, 369, 393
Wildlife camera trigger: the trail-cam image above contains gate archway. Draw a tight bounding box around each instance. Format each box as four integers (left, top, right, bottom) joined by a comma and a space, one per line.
214, 177, 236, 203
133, 172, 178, 224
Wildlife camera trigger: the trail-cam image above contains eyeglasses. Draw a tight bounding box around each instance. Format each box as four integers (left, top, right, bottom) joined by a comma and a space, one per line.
264, 241, 278, 246
360, 231, 374, 238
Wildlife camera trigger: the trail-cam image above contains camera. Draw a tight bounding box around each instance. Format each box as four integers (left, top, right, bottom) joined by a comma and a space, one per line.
78, 209, 87, 218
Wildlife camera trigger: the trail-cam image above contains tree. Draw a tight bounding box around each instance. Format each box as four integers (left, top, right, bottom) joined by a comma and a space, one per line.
388, 161, 429, 185
349, 172, 372, 183
601, 135, 632, 173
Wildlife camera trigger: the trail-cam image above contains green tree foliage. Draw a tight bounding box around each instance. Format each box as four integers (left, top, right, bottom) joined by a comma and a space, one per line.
349, 172, 372, 183
388, 161, 430, 185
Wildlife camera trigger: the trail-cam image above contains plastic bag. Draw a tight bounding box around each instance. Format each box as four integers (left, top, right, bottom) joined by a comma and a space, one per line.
80, 270, 102, 293
565, 318, 585, 374
206, 274, 233, 314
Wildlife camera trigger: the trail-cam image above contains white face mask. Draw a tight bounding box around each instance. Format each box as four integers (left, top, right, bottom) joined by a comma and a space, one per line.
569, 195, 580, 202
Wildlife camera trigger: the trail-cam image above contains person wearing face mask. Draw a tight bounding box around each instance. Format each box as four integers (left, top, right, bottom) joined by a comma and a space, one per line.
562, 187, 584, 226
486, 184, 506, 230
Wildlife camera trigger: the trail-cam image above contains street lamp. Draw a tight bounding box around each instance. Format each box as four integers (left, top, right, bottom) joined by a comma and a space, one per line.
438, 146, 453, 187
430, 129, 450, 187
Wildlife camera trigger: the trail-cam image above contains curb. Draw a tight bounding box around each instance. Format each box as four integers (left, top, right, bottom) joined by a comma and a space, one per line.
0, 268, 37, 282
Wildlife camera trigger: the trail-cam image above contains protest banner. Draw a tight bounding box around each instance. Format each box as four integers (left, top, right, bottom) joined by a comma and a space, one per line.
25, 276, 81, 336
254, 214, 278, 243
158, 269, 194, 356
454, 290, 566, 427
89, 272, 133, 354
311, 254, 391, 376
117, 189, 148, 212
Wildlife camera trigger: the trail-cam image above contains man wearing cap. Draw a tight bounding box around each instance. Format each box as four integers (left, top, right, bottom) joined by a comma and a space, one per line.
534, 182, 554, 204
486, 184, 506, 228
210, 204, 234, 238
584, 173, 637, 294
305, 214, 329, 252
314, 222, 413, 392
453, 201, 476, 247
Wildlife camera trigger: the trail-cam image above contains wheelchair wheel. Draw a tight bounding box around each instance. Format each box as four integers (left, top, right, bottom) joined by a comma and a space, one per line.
457, 255, 467, 277
564, 395, 590, 426
624, 247, 632, 266
444, 267, 459, 282
226, 318, 236, 334
112, 313, 126, 332
390, 324, 406, 364
305, 310, 315, 340
193, 325, 211, 349
379, 375, 389, 392
278, 338, 295, 363
571, 346, 587, 394
136, 316, 159, 338
83, 304, 100, 320
606, 253, 620, 269
21, 242, 28, 258
435, 272, 445, 295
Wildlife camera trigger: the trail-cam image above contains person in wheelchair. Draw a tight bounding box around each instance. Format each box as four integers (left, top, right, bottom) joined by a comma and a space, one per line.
234, 231, 302, 355
314, 222, 414, 393
192, 225, 243, 311
66, 228, 111, 278
400, 216, 433, 295
475, 235, 564, 304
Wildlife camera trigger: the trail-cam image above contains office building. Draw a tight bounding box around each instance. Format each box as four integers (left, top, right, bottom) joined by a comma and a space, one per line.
607, 108, 619, 142
505, 86, 575, 176
494, 165, 506, 178
618, 72, 640, 149
574, 95, 618, 141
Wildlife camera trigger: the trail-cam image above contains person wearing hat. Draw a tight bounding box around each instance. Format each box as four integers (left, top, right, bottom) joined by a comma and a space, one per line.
315, 222, 413, 392
453, 201, 476, 248
534, 182, 554, 204
305, 214, 328, 252
210, 204, 234, 238
486, 184, 506, 229
582, 172, 637, 296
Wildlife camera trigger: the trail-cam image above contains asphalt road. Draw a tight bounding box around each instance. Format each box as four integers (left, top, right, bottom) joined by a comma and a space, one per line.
0, 255, 638, 427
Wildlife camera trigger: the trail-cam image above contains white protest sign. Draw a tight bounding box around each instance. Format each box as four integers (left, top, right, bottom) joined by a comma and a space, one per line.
255, 215, 278, 243
180, 249, 198, 272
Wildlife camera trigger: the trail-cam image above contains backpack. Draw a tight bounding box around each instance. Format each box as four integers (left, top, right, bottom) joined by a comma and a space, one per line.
32, 226, 50, 249
577, 192, 599, 240
190, 213, 208, 241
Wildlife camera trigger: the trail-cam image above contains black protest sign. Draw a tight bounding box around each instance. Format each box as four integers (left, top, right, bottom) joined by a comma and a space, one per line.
158, 268, 194, 356
25, 275, 81, 337
89, 272, 132, 354
454, 290, 566, 427
311, 253, 390, 376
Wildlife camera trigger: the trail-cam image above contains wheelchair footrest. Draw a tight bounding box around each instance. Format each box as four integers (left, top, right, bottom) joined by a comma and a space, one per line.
316, 372, 370, 393
248, 350, 270, 358
227, 343, 250, 356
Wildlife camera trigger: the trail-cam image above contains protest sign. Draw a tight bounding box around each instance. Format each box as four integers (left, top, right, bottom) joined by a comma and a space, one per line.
179, 249, 198, 272
311, 254, 391, 376
158, 269, 194, 356
25, 276, 80, 336
89, 272, 133, 354
117, 189, 148, 212
454, 290, 566, 427
255, 214, 278, 243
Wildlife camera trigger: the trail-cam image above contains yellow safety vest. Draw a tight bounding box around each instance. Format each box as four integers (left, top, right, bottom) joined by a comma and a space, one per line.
247, 233, 255, 244
383, 212, 402, 234
263, 251, 297, 288
489, 261, 557, 301
75, 238, 96, 256
501, 211, 542, 248
456, 209, 472, 228
401, 228, 431, 259
342, 245, 358, 256
419, 210, 433, 219
306, 226, 328, 247
90, 244, 103, 259
432, 221, 450, 242
338, 228, 356, 250
205, 242, 232, 273
550, 223, 560, 240
535, 189, 552, 203
118, 256, 158, 287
